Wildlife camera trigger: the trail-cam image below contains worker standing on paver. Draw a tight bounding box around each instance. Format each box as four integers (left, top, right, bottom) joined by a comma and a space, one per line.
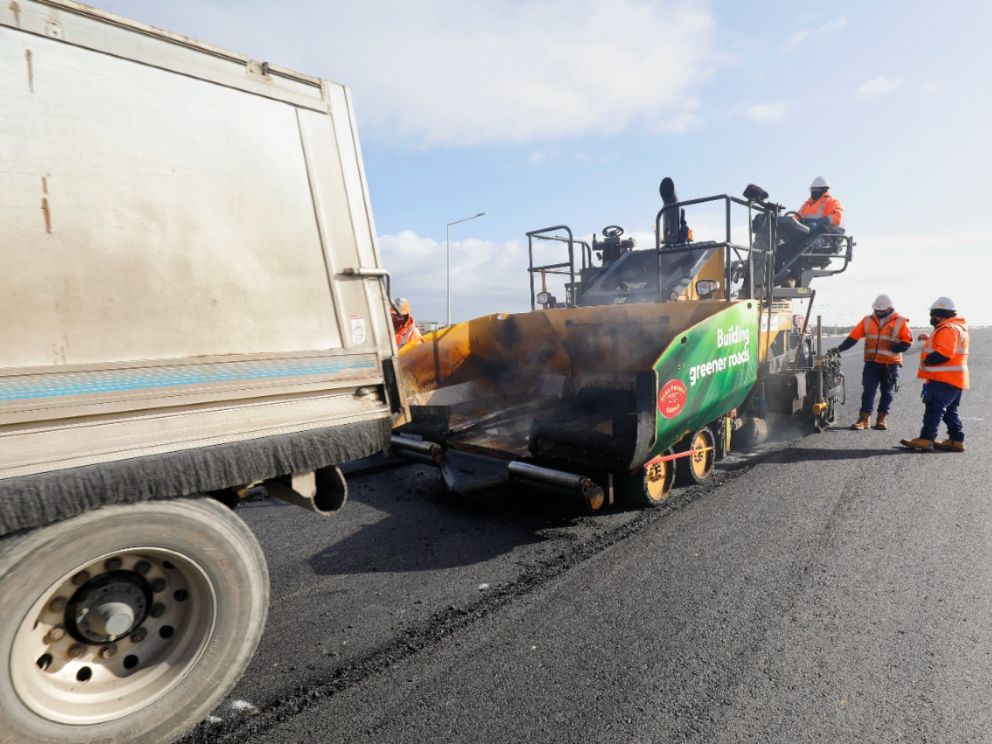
900, 297, 970, 452
831, 294, 913, 430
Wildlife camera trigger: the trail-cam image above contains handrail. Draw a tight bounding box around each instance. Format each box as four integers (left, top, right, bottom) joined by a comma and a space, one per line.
652, 194, 779, 303
527, 225, 576, 310
774, 233, 854, 284
527, 232, 593, 269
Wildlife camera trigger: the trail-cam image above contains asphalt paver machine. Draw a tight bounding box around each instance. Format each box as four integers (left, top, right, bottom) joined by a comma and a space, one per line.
393, 179, 853, 511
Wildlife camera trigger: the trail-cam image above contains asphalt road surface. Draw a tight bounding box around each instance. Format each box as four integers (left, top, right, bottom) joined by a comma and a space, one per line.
183, 328, 990, 744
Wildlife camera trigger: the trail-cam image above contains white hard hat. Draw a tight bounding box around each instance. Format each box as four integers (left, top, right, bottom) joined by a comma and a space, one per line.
810, 176, 830, 189
872, 294, 893, 311
930, 296, 956, 312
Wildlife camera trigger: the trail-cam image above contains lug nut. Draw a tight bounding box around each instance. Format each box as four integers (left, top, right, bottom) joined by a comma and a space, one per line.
105, 557, 122, 571
67, 644, 85, 659
99, 644, 118, 659
44, 626, 66, 644
149, 603, 166, 618
48, 596, 67, 613
130, 627, 148, 643
71, 571, 91, 586
151, 577, 167, 593
134, 561, 151, 575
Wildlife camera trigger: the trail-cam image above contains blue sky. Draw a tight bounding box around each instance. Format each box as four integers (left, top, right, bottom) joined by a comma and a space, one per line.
97, 1, 992, 325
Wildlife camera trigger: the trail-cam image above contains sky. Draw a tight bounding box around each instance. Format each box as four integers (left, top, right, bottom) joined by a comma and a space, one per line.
95, 0, 992, 326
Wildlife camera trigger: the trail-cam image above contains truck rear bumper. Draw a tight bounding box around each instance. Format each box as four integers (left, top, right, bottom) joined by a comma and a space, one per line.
0, 416, 391, 537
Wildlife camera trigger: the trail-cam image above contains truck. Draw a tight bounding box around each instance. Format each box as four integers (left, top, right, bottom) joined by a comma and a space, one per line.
1, 2, 405, 741
392, 179, 851, 510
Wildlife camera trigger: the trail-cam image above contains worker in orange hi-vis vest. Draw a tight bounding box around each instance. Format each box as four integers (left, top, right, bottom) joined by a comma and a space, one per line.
901, 297, 970, 452
776, 176, 845, 287
831, 295, 913, 430
796, 176, 844, 227
391, 297, 422, 350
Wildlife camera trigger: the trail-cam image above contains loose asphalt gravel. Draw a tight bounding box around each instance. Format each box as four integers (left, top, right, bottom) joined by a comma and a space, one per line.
182, 329, 990, 744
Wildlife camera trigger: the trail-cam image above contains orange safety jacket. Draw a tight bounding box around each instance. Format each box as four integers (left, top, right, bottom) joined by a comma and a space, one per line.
797, 193, 844, 227
394, 315, 422, 349
917, 317, 969, 389
847, 312, 912, 365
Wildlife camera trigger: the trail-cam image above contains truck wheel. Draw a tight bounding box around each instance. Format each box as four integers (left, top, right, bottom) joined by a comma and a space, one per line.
617, 453, 675, 508
0, 498, 269, 744
676, 428, 716, 485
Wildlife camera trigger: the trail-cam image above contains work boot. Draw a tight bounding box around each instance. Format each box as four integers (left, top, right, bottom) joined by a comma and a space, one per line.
874, 413, 889, 430
934, 439, 966, 453
900, 438, 934, 452
851, 412, 871, 430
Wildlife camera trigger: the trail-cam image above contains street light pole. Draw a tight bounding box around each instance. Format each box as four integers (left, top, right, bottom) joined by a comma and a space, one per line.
445, 211, 486, 327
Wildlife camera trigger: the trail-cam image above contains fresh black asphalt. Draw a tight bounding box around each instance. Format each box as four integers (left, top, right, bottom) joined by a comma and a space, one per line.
183, 328, 990, 744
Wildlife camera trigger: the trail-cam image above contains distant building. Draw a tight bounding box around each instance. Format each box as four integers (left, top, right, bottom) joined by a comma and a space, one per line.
415, 320, 442, 334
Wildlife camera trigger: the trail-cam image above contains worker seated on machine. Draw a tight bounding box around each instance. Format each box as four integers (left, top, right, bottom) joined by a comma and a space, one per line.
776, 176, 845, 286
795, 176, 844, 229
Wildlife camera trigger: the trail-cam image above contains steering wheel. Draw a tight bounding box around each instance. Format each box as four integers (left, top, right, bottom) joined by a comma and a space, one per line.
602, 225, 624, 238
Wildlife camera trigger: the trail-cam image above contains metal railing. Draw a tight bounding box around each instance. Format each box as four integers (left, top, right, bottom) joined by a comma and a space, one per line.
655, 194, 778, 304
525, 194, 853, 312
526, 226, 592, 310
773, 232, 854, 286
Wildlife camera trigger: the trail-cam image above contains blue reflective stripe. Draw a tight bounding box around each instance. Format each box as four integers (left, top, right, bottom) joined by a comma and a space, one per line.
0, 358, 377, 402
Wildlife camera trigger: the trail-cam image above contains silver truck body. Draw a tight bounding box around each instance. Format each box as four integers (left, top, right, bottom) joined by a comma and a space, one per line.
0, 6, 406, 739
1, 1, 401, 493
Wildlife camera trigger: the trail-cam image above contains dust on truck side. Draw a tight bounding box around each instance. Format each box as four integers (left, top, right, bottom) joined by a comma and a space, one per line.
0, 2, 405, 742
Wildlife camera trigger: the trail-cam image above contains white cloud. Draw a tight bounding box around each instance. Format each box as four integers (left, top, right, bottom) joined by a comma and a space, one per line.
378, 231, 530, 323
780, 16, 848, 53
343, 0, 716, 146
116, 0, 715, 148
737, 101, 789, 122
922, 81, 938, 95
816, 232, 992, 326
528, 149, 560, 166
856, 76, 904, 100
650, 98, 704, 133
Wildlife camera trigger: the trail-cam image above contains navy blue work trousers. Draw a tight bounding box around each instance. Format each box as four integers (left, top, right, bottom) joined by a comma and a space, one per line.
860, 361, 900, 415
920, 380, 964, 442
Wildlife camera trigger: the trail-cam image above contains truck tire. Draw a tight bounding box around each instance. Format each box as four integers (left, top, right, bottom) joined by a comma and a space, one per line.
0, 498, 269, 744
617, 452, 675, 508
675, 428, 716, 485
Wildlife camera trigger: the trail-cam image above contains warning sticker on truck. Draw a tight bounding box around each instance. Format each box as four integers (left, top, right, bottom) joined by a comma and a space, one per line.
350, 316, 367, 346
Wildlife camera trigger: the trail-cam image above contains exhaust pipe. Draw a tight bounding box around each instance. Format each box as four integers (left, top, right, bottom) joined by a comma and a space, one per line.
264, 466, 348, 517
507, 461, 605, 512
390, 435, 442, 465
659, 176, 680, 244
